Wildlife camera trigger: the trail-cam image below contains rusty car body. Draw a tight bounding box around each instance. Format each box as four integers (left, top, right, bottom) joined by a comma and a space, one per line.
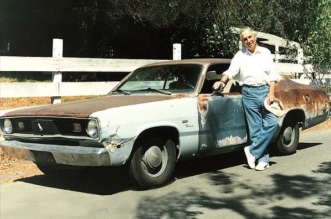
0, 59, 330, 188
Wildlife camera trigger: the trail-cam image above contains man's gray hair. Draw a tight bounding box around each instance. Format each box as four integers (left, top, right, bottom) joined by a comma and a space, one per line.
239, 27, 256, 40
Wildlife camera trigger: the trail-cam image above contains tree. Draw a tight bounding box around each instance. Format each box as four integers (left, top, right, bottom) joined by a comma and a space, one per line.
0, 1, 81, 56
303, 0, 331, 65
0, 0, 328, 63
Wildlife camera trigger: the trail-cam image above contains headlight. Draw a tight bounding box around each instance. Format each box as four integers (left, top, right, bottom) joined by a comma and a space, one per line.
4, 119, 13, 134
86, 120, 99, 138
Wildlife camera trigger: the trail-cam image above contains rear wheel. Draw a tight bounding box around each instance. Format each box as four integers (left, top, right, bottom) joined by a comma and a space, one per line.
276, 121, 299, 155
129, 138, 176, 188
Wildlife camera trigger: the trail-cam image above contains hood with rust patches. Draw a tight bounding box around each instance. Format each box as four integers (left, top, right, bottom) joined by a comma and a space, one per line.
3, 95, 175, 118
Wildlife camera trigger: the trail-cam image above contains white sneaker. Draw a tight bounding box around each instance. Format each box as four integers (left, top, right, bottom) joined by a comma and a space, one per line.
244, 146, 256, 169
255, 162, 270, 171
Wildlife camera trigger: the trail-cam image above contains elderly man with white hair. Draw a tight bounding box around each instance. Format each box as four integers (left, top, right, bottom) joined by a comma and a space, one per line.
213, 27, 280, 171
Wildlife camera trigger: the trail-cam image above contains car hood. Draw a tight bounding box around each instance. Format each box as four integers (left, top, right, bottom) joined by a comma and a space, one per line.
3, 95, 176, 118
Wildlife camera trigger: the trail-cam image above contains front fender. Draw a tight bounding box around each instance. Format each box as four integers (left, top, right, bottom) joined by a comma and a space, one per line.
93, 97, 200, 165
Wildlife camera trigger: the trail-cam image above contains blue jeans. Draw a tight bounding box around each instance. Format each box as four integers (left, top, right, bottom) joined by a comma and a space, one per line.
242, 85, 278, 163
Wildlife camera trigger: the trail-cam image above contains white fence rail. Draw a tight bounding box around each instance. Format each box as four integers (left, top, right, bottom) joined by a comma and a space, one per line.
0, 82, 119, 98
0, 58, 322, 98
0, 39, 181, 103
0, 57, 170, 98
0, 39, 329, 102
0, 56, 169, 73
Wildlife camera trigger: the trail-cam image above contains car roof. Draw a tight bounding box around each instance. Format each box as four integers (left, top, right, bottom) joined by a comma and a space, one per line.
141, 58, 231, 68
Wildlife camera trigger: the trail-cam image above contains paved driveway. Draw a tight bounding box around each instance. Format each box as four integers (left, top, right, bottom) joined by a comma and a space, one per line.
1, 129, 331, 219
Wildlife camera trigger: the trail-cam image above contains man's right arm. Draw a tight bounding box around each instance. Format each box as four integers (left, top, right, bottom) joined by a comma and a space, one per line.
213, 50, 242, 90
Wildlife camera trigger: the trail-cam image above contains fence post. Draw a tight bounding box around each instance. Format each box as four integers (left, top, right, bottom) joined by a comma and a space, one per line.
173, 43, 181, 60
298, 48, 303, 65
274, 45, 280, 63
51, 39, 63, 104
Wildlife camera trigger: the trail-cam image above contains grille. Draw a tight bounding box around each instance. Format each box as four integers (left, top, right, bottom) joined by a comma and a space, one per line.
1, 117, 91, 137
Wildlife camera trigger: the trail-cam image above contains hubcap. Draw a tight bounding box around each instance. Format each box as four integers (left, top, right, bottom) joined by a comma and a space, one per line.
143, 146, 162, 169
283, 127, 293, 141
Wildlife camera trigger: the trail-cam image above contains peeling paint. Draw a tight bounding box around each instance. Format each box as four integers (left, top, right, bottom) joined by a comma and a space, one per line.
216, 135, 248, 147
102, 136, 136, 165
99, 125, 136, 165
102, 126, 135, 150
197, 95, 212, 128
197, 93, 248, 151
104, 137, 135, 150
201, 143, 208, 148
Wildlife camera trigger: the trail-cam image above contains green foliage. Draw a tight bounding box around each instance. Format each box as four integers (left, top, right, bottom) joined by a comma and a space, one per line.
1, 0, 330, 64
106, 0, 240, 58
278, 0, 319, 42
303, 0, 331, 65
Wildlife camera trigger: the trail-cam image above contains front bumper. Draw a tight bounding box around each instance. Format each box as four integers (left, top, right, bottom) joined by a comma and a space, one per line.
0, 140, 111, 166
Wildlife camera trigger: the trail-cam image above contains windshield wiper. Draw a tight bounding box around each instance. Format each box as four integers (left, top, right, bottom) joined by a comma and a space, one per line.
111, 89, 131, 95
137, 88, 171, 95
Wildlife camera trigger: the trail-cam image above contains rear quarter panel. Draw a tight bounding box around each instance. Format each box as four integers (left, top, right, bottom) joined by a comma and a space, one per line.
275, 77, 330, 129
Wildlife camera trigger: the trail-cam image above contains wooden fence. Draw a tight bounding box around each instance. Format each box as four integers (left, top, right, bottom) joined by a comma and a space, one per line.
0, 39, 330, 104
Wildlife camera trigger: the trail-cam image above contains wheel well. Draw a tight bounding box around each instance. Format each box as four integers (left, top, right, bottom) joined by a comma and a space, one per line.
283, 109, 305, 127
271, 109, 304, 151
133, 126, 180, 156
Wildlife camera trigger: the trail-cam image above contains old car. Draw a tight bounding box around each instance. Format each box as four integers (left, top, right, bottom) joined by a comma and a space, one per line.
0, 59, 330, 188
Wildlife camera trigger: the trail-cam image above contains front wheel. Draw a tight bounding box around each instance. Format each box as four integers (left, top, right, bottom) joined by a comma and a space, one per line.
276, 121, 299, 155
129, 138, 176, 188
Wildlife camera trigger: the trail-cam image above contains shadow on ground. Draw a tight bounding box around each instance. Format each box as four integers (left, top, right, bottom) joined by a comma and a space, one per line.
134, 161, 331, 219
17, 148, 249, 195
16, 141, 330, 219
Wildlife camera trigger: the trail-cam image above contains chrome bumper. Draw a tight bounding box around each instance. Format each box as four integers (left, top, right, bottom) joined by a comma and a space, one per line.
0, 140, 111, 166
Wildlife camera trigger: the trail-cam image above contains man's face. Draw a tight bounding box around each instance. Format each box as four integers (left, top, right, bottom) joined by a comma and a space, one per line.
241, 30, 257, 53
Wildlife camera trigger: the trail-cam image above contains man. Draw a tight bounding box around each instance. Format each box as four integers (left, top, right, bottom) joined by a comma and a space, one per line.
213, 27, 279, 171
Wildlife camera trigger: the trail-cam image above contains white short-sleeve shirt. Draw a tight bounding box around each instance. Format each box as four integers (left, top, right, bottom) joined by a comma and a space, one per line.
223, 46, 280, 86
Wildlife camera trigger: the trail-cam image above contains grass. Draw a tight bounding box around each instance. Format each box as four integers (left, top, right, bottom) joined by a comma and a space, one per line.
0, 73, 100, 110
0, 96, 100, 110
0, 72, 51, 82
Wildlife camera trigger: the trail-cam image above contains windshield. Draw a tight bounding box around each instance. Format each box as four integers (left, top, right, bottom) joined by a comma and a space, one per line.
112, 64, 202, 94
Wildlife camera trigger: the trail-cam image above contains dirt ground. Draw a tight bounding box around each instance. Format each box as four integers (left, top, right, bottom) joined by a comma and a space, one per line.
1, 117, 330, 185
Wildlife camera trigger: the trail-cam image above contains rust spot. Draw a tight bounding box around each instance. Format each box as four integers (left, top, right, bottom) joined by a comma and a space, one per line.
172, 93, 192, 98
197, 95, 212, 127
3, 96, 178, 118
197, 95, 212, 113
275, 76, 330, 118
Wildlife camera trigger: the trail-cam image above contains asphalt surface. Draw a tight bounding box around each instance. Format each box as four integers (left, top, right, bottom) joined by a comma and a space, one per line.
1, 129, 331, 219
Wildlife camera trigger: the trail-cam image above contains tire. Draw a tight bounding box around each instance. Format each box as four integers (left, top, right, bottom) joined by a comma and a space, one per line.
129, 138, 176, 188
276, 121, 299, 155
